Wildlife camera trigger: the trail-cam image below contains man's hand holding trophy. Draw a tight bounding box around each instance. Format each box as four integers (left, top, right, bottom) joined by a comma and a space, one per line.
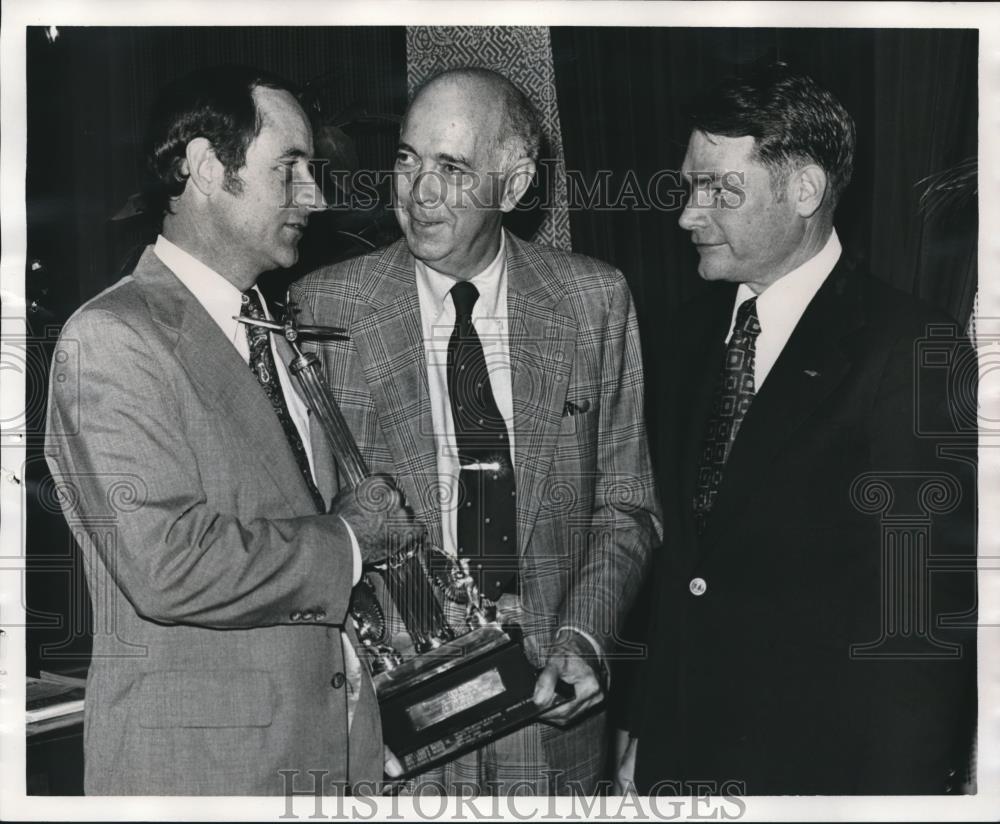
237, 309, 571, 779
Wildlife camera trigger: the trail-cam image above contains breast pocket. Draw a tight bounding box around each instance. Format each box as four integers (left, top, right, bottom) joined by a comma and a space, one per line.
559, 399, 596, 436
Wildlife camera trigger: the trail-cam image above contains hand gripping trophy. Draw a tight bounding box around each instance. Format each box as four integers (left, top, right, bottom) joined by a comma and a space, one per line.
236, 308, 569, 777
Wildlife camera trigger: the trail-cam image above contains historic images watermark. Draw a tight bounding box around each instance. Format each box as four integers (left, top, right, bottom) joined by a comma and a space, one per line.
846, 323, 980, 660
277, 769, 747, 820
283, 162, 747, 213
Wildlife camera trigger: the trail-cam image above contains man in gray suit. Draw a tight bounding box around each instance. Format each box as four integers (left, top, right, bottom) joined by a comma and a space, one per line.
292, 67, 662, 794
44, 65, 419, 795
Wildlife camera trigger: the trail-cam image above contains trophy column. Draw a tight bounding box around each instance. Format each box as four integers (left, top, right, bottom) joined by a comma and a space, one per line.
287, 349, 454, 651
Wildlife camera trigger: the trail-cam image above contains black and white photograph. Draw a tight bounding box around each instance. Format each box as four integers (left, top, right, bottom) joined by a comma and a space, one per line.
1, 1, 998, 820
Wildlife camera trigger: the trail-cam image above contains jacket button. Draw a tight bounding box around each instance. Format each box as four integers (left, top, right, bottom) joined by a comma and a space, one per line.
330, 672, 346, 689
290, 611, 302, 622
302, 612, 314, 622
316, 609, 327, 621
689, 577, 707, 596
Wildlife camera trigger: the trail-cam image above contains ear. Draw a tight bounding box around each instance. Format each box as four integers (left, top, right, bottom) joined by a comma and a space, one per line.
184, 137, 223, 197
793, 164, 828, 218
499, 157, 537, 213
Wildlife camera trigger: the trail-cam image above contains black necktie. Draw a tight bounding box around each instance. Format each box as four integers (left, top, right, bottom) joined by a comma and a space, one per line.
692, 296, 761, 534
447, 281, 517, 600
241, 290, 325, 513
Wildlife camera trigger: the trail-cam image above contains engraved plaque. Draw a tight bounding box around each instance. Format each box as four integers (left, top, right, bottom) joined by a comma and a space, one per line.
406, 668, 505, 731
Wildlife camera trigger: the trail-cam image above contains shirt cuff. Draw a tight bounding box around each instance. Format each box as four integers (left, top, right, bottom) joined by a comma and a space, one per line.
338, 516, 363, 585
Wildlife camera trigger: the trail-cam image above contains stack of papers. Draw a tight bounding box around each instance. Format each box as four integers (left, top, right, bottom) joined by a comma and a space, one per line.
26, 674, 85, 724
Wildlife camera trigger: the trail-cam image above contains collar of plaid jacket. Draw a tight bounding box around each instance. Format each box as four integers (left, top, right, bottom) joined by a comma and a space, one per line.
349, 229, 573, 317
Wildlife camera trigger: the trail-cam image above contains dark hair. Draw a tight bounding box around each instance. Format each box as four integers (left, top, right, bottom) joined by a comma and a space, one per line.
412, 67, 542, 168
142, 65, 300, 219
688, 61, 856, 206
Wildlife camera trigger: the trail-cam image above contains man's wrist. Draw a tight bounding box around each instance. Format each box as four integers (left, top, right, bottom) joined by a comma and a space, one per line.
555, 626, 610, 689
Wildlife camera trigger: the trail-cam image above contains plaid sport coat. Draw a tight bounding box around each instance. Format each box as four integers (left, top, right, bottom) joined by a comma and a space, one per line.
291, 231, 662, 785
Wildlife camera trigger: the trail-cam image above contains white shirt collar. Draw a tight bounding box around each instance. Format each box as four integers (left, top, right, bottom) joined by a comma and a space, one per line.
729, 229, 842, 341
415, 232, 507, 332
153, 234, 264, 359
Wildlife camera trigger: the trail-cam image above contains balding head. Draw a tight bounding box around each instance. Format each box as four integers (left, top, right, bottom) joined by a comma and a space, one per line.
408, 67, 542, 172
393, 67, 540, 279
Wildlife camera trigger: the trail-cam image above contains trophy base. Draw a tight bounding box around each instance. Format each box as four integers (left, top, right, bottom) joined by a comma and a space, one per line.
376, 625, 565, 777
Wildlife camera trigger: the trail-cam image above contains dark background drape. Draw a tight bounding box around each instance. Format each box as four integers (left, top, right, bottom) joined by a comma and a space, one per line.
24, 27, 978, 684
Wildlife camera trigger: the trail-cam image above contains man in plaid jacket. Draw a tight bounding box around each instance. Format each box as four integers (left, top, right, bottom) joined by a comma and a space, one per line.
291, 67, 661, 794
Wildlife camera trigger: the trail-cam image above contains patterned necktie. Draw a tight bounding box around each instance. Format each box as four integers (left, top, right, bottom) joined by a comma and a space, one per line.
241, 289, 325, 513
692, 296, 761, 534
447, 281, 517, 601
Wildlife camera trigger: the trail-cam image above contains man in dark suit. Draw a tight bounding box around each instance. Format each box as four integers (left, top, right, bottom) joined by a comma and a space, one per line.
617, 62, 977, 795
44, 65, 418, 794
292, 67, 662, 794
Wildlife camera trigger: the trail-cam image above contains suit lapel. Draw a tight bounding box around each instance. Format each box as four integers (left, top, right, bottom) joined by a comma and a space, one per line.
704, 259, 864, 537
133, 248, 318, 515
346, 242, 444, 547
504, 233, 577, 555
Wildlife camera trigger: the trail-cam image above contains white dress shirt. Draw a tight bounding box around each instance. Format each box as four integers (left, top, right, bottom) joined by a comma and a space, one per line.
727, 229, 842, 389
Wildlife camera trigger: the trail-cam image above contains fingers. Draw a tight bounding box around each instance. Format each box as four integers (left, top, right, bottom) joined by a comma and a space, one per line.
540, 675, 600, 724
541, 686, 601, 726
532, 662, 559, 709
357, 474, 405, 514
384, 746, 404, 778
534, 646, 604, 726
613, 736, 638, 794
363, 475, 418, 536
330, 475, 424, 564
612, 727, 633, 763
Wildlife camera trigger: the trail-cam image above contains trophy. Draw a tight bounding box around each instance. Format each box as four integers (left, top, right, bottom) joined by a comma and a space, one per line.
237, 310, 570, 778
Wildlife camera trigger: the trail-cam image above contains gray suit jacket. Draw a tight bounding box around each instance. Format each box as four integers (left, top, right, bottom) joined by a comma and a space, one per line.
44, 247, 381, 795
291, 232, 662, 785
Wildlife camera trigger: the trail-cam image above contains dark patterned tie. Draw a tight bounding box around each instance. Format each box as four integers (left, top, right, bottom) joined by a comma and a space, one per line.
447, 281, 517, 601
241, 289, 325, 512
692, 296, 761, 534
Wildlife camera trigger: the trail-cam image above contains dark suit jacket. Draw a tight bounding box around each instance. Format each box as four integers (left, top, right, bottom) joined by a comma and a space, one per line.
291, 232, 662, 789
44, 247, 382, 794
633, 257, 977, 795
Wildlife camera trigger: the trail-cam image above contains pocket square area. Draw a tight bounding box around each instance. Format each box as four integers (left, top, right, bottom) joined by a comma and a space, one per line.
563, 399, 592, 416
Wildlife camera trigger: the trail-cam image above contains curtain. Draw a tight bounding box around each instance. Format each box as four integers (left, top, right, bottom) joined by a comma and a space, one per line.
869, 30, 978, 322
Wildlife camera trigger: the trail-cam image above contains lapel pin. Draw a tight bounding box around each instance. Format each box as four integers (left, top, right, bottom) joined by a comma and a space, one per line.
803, 369, 820, 377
